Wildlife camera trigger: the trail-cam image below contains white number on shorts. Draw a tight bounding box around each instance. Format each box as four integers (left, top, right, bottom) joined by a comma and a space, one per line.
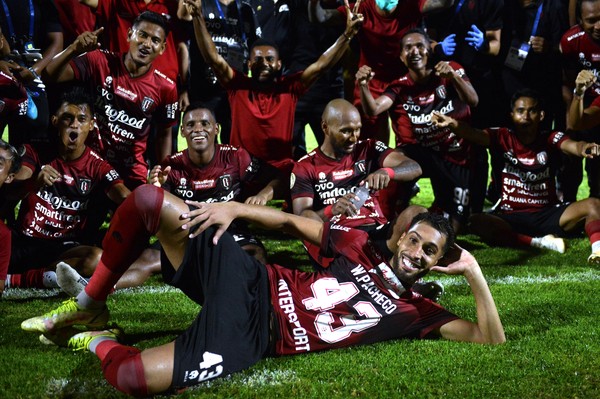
453, 187, 470, 206
198, 351, 223, 382
303, 278, 381, 343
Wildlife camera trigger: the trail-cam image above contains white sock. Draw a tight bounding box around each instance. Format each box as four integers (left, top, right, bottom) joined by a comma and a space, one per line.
42, 271, 59, 288
75, 290, 105, 310
592, 241, 600, 253
530, 236, 543, 248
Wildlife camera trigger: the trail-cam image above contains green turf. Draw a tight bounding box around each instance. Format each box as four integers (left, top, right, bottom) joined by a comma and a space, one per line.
2, 127, 599, 398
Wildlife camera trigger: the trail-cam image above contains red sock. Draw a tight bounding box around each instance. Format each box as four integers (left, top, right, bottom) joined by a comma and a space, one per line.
515, 233, 533, 247
0, 221, 10, 281
585, 219, 600, 245
8, 269, 47, 288
85, 185, 163, 302
101, 345, 148, 397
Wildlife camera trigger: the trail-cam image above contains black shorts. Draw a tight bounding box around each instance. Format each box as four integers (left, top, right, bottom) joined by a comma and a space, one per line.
493, 204, 570, 237
164, 226, 273, 390
228, 222, 266, 250
9, 232, 79, 274
401, 145, 471, 223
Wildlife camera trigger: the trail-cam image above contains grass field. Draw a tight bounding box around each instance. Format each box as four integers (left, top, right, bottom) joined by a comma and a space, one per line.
1, 130, 600, 398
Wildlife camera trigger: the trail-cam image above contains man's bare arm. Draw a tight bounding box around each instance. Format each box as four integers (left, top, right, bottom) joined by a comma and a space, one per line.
182, 201, 325, 246
431, 111, 490, 147
44, 28, 104, 83
434, 246, 505, 344
186, 0, 234, 85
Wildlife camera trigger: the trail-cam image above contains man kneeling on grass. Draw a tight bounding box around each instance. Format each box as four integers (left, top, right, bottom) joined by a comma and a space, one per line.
21, 185, 505, 396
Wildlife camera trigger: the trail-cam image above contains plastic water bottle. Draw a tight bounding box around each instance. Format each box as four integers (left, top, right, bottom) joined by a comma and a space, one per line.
352, 184, 370, 210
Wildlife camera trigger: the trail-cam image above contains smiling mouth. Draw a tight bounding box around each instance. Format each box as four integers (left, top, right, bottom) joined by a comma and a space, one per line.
139, 48, 150, 57
401, 255, 420, 272
190, 132, 208, 142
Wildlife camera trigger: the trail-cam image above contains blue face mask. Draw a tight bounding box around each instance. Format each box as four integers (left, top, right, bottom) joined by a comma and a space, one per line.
375, 0, 398, 12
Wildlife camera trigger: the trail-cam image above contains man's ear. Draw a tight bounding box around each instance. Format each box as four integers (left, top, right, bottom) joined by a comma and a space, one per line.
51, 115, 58, 127
540, 110, 545, 121
4, 173, 15, 184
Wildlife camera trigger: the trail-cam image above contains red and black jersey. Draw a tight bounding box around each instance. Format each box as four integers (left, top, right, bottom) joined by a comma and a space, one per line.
16, 145, 123, 240
0, 70, 27, 119
383, 61, 473, 166
291, 140, 392, 227
161, 144, 261, 203
560, 25, 600, 101
225, 70, 308, 169
268, 223, 458, 355
486, 128, 567, 213
70, 49, 178, 187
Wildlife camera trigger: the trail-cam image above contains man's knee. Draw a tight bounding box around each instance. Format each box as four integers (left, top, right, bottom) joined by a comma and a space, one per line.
102, 346, 149, 397
131, 185, 165, 234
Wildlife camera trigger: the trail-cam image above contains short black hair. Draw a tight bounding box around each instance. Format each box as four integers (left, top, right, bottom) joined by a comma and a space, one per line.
182, 102, 217, 122
133, 11, 170, 38
55, 87, 95, 116
401, 28, 432, 47
250, 38, 279, 56
408, 212, 455, 254
510, 88, 544, 111
0, 139, 22, 174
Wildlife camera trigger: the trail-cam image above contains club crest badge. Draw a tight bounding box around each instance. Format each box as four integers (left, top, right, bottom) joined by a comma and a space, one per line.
141, 96, 155, 112
79, 178, 92, 195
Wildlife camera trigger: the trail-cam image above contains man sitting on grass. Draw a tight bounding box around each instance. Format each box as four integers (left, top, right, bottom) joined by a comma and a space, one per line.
432, 88, 600, 263
21, 184, 504, 396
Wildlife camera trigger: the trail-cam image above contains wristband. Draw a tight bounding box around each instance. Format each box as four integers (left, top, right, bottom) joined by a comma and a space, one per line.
573, 88, 585, 98
382, 168, 395, 179
342, 32, 352, 41
28, 67, 40, 79
323, 204, 334, 219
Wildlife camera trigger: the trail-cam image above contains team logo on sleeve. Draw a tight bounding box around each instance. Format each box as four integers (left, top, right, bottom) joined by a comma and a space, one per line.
79, 178, 92, 195
141, 96, 155, 112
290, 172, 296, 189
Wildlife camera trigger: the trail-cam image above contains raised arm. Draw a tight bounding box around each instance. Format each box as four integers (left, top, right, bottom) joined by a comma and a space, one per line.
308, 0, 346, 24
431, 111, 490, 147
185, 0, 235, 85
44, 28, 104, 83
300, 0, 363, 88
433, 245, 505, 344
434, 61, 478, 107
568, 69, 599, 131
182, 201, 325, 246
356, 65, 393, 116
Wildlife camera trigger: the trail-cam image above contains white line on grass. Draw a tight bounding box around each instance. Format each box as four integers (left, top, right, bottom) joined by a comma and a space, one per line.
5, 270, 600, 300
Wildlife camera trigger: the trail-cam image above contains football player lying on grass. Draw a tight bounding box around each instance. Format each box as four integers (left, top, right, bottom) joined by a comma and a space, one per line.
21, 185, 505, 397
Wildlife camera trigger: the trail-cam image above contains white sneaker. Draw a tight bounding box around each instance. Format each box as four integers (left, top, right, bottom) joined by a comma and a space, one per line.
56, 262, 88, 297
537, 235, 566, 254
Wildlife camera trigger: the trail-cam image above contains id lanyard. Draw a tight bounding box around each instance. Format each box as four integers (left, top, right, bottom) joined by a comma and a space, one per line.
0, 0, 34, 49
213, 0, 247, 43
530, 2, 544, 38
